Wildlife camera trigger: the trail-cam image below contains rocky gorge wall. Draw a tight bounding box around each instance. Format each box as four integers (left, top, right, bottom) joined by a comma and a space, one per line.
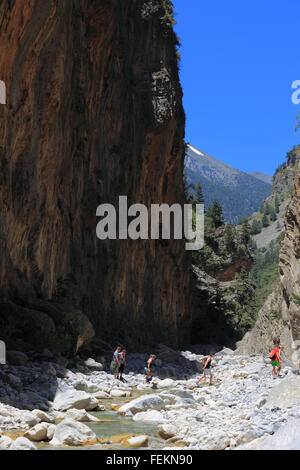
0, 0, 191, 354
279, 169, 300, 366
237, 147, 300, 362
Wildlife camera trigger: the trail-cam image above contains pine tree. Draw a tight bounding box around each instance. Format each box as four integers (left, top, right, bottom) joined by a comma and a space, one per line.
225, 224, 235, 250
262, 214, 269, 227
251, 219, 262, 235
195, 182, 204, 204
264, 203, 271, 215
207, 200, 223, 227
242, 220, 251, 243
269, 207, 276, 222
275, 196, 280, 214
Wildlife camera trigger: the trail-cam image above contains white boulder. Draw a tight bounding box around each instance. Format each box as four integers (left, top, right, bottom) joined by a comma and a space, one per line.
49, 418, 97, 446
65, 408, 99, 422
118, 394, 165, 415
52, 390, 98, 411
10, 437, 37, 450
24, 422, 52, 442
0, 436, 13, 450
133, 410, 165, 423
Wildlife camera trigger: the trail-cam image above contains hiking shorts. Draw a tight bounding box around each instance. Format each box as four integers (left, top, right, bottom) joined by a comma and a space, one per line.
271, 361, 279, 366
203, 369, 212, 376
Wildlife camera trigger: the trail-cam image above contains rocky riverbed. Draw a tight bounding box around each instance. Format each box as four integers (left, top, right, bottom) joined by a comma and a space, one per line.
0, 345, 300, 450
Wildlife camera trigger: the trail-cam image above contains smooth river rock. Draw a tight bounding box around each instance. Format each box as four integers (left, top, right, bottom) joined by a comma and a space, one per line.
118, 394, 165, 415
50, 418, 97, 446
52, 390, 98, 412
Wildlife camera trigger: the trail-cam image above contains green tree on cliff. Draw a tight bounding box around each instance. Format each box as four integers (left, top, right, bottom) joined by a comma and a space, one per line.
251, 219, 262, 235
207, 200, 223, 227
269, 206, 277, 222
195, 182, 204, 204
275, 196, 280, 214
225, 224, 235, 250
262, 213, 269, 227
242, 219, 251, 244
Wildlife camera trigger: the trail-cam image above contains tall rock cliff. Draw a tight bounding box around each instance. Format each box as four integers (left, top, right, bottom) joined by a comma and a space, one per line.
0, 0, 191, 354
280, 169, 300, 366
237, 146, 300, 360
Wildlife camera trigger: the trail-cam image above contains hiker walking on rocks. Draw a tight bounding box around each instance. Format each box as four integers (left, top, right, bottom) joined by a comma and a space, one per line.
269, 344, 283, 378
197, 352, 215, 386
110, 346, 121, 380
144, 354, 156, 383
118, 348, 127, 382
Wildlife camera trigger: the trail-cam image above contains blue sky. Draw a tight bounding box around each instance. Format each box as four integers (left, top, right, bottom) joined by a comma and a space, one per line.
173, 0, 300, 175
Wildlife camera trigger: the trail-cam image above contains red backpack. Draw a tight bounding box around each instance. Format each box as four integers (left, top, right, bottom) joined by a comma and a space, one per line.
269, 349, 278, 361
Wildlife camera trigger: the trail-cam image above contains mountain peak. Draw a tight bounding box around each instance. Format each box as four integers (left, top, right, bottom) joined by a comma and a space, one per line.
185, 145, 272, 224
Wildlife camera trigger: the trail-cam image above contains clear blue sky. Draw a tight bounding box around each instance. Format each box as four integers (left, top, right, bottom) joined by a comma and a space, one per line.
173, 0, 300, 175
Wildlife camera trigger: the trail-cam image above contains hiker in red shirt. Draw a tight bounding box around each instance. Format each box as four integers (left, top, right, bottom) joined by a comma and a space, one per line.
269, 344, 283, 378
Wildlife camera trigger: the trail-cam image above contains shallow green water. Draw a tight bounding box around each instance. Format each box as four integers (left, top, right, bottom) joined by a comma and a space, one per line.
38, 390, 166, 450
38, 411, 164, 450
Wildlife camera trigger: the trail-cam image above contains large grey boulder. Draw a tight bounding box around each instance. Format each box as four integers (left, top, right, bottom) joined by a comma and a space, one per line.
65, 408, 99, 422
52, 390, 98, 411
18, 412, 40, 427
32, 409, 55, 423
84, 358, 103, 371
10, 437, 37, 450
266, 376, 300, 409
133, 410, 165, 423
157, 378, 177, 389
49, 418, 97, 446
0, 436, 13, 450
24, 422, 52, 442
118, 394, 165, 415
236, 418, 300, 450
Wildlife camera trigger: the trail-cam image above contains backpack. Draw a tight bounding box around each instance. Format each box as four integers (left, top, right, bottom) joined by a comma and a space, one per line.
269, 349, 277, 361
201, 357, 208, 368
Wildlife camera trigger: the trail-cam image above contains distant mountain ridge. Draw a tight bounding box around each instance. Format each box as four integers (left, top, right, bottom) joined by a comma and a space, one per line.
247, 172, 273, 185
185, 144, 272, 225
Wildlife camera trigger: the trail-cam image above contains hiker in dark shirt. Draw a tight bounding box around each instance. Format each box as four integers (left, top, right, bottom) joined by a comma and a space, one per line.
118, 349, 127, 382
110, 346, 121, 380
197, 352, 215, 386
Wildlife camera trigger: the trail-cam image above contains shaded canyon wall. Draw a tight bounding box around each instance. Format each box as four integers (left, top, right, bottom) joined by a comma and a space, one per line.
0, 0, 191, 354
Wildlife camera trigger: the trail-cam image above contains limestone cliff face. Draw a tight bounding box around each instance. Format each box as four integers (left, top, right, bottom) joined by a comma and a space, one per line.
279, 170, 300, 365
235, 289, 292, 357
272, 146, 300, 198
0, 0, 191, 353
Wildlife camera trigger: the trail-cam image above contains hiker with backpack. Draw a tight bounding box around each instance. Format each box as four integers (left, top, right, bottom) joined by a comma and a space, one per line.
197, 352, 215, 386
269, 344, 283, 378
110, 346, 121, 380
118, 348, 127, 382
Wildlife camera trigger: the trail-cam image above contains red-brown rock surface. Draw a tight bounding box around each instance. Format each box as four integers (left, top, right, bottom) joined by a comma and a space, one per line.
0, 0, 191, 353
